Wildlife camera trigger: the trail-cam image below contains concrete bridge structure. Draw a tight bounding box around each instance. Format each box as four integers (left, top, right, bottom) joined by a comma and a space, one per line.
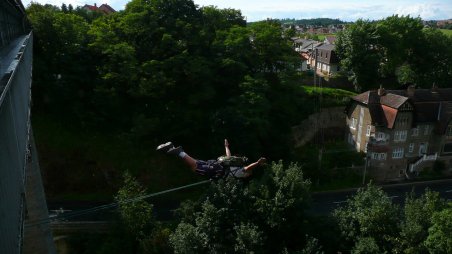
0, 1, 55, 253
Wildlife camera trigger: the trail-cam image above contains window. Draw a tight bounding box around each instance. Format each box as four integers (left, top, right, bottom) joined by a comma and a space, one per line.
419, 142, 428, 155
397, 116, 409, 127
444, 143, 452, 153
376, 132, 386, 140
392, 148, 404, 159
424, 125, 430, 135
366, 125, 372, 136
394, 130, 407, 142
412, 128, 419, 136
372, 152, 387, 160
326, 52, 329, 58
409, 143, 414, 153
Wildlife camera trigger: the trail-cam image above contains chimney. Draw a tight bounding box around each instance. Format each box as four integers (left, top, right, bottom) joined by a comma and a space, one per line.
378, 85, 386, 96
407, 85, 415, 97
94, 3, 97, 7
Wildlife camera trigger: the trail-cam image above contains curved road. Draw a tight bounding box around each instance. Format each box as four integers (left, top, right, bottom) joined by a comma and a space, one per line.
310, 178, 452, 215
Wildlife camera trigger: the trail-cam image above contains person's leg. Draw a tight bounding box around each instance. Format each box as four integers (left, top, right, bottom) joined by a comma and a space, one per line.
168, 146, 197, 171
181, 154, 197, 171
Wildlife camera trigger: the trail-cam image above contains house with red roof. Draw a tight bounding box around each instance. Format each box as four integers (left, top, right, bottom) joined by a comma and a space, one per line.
345, 85, 452, 181
83, 3, 116, 14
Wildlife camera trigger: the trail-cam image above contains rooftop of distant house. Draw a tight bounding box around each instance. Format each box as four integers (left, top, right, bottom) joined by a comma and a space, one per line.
83, 3, 116, 14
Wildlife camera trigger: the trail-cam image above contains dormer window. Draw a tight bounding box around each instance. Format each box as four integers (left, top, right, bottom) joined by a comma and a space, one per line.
376, 132, 387, 141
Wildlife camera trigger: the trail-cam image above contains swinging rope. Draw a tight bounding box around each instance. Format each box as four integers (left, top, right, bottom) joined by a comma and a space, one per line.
25, 179, 211, 228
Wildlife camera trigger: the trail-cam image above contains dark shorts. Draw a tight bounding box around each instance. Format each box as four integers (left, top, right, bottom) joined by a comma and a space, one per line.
195, 160, 224, 178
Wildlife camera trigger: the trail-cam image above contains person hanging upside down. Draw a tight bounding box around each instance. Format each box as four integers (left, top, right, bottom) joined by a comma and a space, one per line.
156, 139, 266, 179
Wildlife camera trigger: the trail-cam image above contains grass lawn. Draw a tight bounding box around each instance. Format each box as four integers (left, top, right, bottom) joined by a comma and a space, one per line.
317, 34, 335, 41
439, 29, 452, 36
302, 85, 356, 107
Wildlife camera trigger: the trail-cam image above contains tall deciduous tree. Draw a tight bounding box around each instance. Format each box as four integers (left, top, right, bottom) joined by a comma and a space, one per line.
333, 183, 399, 252
394, 190, 446, 254
424, 204, 452, 254
335, 19, 381, 91
170, 161, 312, 253
336, 15, 452, 90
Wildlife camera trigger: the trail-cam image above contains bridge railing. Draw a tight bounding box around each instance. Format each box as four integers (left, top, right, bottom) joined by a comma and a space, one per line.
0, 31, 33, 254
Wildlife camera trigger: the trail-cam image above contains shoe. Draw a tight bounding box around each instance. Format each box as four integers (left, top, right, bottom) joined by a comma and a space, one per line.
167, 146, 183, 156
156, 142, 173, 152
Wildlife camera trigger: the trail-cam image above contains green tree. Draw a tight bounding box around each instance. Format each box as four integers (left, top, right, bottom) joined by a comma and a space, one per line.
394, 190, 446, 254
116, 171, 154, 240
414, 28, 452, 88
333, 183, 399, 252
170, 161, 312, 253
352, 237, 380, 254
27, 3, 98, 123
336, 16, 452, 90
115, 172, 173, 254
335, 19, 381, 90
424, 204, 452, 254
61, 3, 68, 13
375, 16, 424, 79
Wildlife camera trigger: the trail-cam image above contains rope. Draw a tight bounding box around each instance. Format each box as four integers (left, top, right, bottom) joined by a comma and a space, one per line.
25, 179, 211, 227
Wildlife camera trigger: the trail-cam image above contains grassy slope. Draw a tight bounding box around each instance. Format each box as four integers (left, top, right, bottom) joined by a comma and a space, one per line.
33, 113, 204, 202
302, 85, 356, 107
440, 29, 452, 36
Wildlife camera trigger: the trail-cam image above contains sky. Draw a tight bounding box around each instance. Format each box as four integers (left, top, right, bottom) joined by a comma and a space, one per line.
21, 0, 452, 22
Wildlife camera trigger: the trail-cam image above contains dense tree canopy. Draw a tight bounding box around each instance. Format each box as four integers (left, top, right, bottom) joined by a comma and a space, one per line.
28, 0, 303, 160
170, 161, 313, 253
336, 15, 452, 91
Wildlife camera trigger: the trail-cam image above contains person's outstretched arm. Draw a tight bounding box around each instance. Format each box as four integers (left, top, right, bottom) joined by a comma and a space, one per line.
224, 139, 231, 157
244, 157, 267, 172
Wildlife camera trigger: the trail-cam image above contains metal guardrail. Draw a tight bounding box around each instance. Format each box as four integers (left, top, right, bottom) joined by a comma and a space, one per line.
0, 31, 33, 254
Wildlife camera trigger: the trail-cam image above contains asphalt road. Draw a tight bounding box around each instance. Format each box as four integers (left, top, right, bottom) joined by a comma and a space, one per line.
47, 179, 452, 221
310, 178, 452, 215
